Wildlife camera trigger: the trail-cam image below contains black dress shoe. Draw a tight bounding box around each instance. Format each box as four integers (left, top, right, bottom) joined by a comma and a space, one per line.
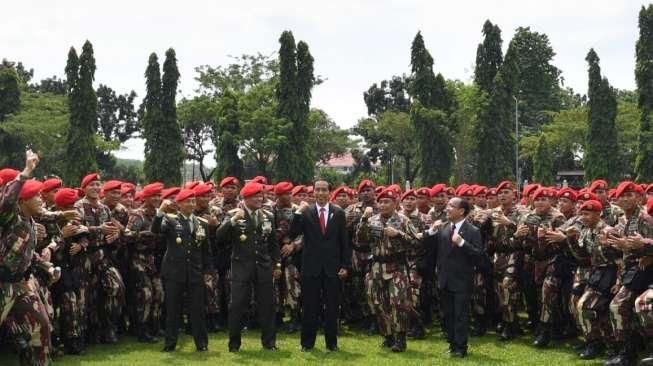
229, 346, 239, 353
263, 345, 278, 351
301, 346, 313, 352
326, 345, 339, 352
162, 345, 175, 352
197, 346, 208, 352
451, 350, 466, 358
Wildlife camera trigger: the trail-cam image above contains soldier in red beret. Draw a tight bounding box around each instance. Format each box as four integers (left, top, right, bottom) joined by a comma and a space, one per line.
589, 179, 624, 226
0, 151, 60, 366
40, 178, 62, 208
330, 186, 352, 209
120, 183, 136, 210
290, 185, 308, 206
486, 188, 499, 209
74, 173, 125, 344
414, 187, 432, 216
343, 179, 379, 332
216, 182, 281, 352
557, 188, 578, 220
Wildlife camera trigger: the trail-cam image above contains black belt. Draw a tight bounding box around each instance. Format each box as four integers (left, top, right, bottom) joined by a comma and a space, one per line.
372, 253, 406, 264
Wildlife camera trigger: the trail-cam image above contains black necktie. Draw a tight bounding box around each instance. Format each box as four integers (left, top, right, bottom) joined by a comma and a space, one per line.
450, 223, 456, 246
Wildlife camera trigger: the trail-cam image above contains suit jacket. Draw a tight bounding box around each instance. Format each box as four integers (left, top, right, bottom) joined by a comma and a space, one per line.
290, 203, 352, 277
152, 213, 212, 284
215, 208, 280, 282
426, 220, 483, 293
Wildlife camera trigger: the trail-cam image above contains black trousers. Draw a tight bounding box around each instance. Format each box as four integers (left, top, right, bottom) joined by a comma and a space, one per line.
164, 279, 207, 349
440, 286, 471, 351
228, 268, 276, 349
301, 273, 339, 348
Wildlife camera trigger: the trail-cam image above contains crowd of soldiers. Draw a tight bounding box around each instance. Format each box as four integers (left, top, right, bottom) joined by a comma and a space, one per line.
1, 150, 653, 366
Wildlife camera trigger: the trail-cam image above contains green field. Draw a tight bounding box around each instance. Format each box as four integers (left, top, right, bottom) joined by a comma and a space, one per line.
1, 325, 606, 366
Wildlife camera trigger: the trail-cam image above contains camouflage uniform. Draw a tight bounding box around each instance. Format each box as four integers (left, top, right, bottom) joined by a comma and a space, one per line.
399, 208, 428, 337
210, 197, 240, 327
563, 216, 591, 332
74, 197, 125, 343
273, 202, 303, 331
608, 207, 653, 361
344, 202, 378, 327
123, 207, 164, 339
635, 287, 653, 337
514, 208, 566, 343
487, 205, 527, 338
106, 202, 130, 335
570, 220, 619, 349
0, 178, 53, 366
467, 208, 494, 335
356, 211, 421, 347
427, 206, 447, 325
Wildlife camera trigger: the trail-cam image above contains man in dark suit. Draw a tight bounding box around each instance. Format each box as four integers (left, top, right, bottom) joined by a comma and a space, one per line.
290, 180, 352, 352
425, 197, 482, 357
152, 188, 212, 353
215, 182, 281, 352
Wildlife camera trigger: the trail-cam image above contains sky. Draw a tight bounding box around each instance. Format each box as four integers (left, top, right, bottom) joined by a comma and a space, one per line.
2, 0, 648, 163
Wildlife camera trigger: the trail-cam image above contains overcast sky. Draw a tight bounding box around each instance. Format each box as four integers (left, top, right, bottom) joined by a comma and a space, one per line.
3, 0, 648, 163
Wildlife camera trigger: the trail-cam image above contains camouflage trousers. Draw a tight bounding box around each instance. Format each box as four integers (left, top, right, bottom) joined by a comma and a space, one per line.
283, 263, 301, 312
203, 270, 220, 316
56, 263, 88, 342
577, 286, 612, 343
471, 271, 488, 321
539, 265, 566, 325
343, 251, 372, 321
130, 265, 163, 332
609, 285, 636, 342
407, 263, 423, 327
366, 263, 412, 336
635, 288, 653, 337
569, 266, 590, 329
1, 275, 52, 366
496, 264, 521, 323
87, 250, 125, 339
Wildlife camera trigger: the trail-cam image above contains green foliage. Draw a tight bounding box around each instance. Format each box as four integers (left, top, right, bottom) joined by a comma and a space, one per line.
635, 5, 653, 181
308, 108, 353, 165
0, 66, 21, 121
178, 95, 218, 181
214, 90, 244, 180
363, 75, 411, 116
450, 82, 487, 184
64, 41, 98, 185
585, 49, 619, 184
195, 53, 279, 96
533, 134, 554, 185
474, 20, 503, 93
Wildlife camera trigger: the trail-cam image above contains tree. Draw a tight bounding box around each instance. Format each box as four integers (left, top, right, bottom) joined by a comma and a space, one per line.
214, 90, 244, 180
178, 95, 218, 181
308, 108, 354, 165
474, 20, 503, 93
585, 48, 619, 184
363, 75, 411, 116
409, 32, 455, 184
95, 85, 139, 174
64, 41, 98, 184
635, 5, 653, 181
504, 27, 562, 134
142, 53, 164, 183
159, 48, 184, 184
533, 134, 554, 185
195, 53, 278, 96
295, 40, 316, 181
0, 65, 21, 121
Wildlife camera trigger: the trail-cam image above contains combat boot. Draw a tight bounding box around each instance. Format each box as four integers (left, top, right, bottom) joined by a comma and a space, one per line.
380, 335, 394, 348
391, 332, 407, 353
532, 324, 551, 348
578, 341, 603, 360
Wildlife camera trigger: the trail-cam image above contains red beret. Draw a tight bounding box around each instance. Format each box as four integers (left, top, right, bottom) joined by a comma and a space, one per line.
161, 187, 180, 200
523, 184, 540, 198
121, 183, 136, 196
81, 173, 100, 189
473, 186, 488, 197
0, 168, 20, 184
608, 189, 616, 199
41, 178, 63, 193
193, 183, 213, 197
305, 186, 314, 194
54, 188, 79, 208
459, 186, 475, 197
102, 180, 122, 192
358, 179, 375, 192
184, 181, 200, 190
175, 188, 195, 202
142, 182, 164, 199
496, 180, 515, 192
332, 186, 352, 198
431, 184, 446, 196
648, 197, 653, 215
415, 187, 430, 197
557, 188, 577, 202
456, 184, 469, 196
487, 188, 498, 196
577, 191, 598, 201
19, 179, 43, 200
375, 186, 385, 194
401, 189, 416, 201
219, 176, 240, 188
532, 187, 554, 200
445, 186, 455, 196
615, 181, 638, 198
589, 179, 608, 193
263, 184, 273, 192
377, 188, 398, 201
635, 184, 645, 194
291, 185, 306, 196
251, 176, 268, 185
134, 191, 144, 202
240, 182, 264, 198
579, 199, 603, 212
387, 184, 402, 195
274, 182, 294, 195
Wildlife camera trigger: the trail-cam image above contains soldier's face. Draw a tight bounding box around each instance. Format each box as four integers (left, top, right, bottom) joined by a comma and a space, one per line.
379, 198, 396, 217
533, 197, 551, 213
402, 196, 416, 212
486, 195, 498, 208
335, 193, 349, 207
433, 193, 447, 207
177, 197, 195, 215
277, 193, 291, 206
41, 190, 57, 205
222, 185, 238, 200
104, 188, 121, 206
580, 210, 600, 227
416, 195, 429, 208
144, 194, 161, 209
498, 189, 514, 205
474, 195, 487, 207
20, 195, 44, 217
594, 189, 608, 203
558, 197, 575, 214
359, 187, 375, 203
244, 192, 263, 211
314, 181, 330, 205
120, 192, 134, 208
617, 192, 637, 212
196, 195, 209, 209
85, 181, 102, 199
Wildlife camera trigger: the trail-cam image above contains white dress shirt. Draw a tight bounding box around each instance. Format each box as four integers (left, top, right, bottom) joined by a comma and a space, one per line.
316, 203, 330, 229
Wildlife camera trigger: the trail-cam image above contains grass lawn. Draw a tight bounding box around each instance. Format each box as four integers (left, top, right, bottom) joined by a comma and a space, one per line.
1, 325, 605, 366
